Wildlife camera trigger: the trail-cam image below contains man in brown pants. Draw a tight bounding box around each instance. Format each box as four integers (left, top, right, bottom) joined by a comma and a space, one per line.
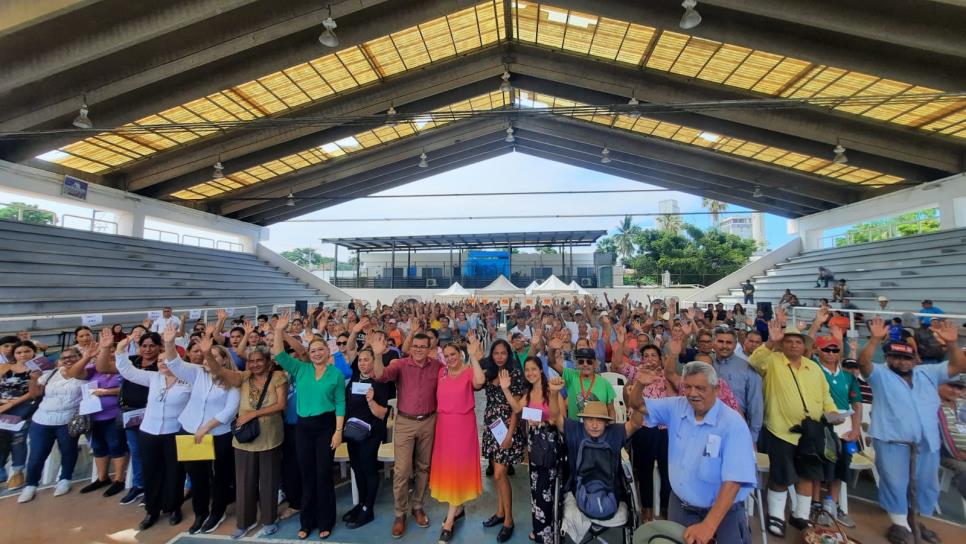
373, 332, 443, 538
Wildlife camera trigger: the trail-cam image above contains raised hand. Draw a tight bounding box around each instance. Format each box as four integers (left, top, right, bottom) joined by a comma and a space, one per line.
867, 317, 889, 340
829, 324, 845, 341
548, 376, 564, 392
116, 336, 131, 356
815, 307, 830, 324
216, 309, 227, 321
99, 328, 114, 350
275, 312, 291, 332
162, 324, 178, 345
668, 328, 684, 354
466, 332, 484, 361
198, 334, 213, 354
499, 369, 511, 390
243, 320, 255, 335
934, 319, 959, 343
774, 306, 787, 326
369, 333, 387, 355
768, 320, 784, 343
635, 366, 658, 387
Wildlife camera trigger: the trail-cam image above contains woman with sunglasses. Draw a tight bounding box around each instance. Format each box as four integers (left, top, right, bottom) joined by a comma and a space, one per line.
105, 330, 191, 529
17, 345, 93, 502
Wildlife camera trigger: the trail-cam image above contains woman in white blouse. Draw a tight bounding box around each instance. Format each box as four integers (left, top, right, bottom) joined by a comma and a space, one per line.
162, 326, 239, 535
109, 331, 192, 530
17, 346, 92, 503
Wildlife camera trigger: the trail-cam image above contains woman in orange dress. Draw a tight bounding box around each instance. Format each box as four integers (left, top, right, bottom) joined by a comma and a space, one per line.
429, 336, 486, 543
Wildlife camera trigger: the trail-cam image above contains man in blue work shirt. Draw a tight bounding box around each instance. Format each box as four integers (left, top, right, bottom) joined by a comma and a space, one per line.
711, 330, 764, 442
859, 317, 965, 544
637, 361, 757, 544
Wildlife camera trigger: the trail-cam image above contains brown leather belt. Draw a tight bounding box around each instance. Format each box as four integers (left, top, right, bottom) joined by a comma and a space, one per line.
397, 410, 436, 421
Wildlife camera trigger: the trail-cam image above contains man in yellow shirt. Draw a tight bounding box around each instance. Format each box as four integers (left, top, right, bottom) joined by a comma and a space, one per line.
749, 321, 837, 537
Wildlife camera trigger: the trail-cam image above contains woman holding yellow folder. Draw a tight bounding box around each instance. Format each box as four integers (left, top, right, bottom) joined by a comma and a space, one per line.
271, 312, 345, 541
163, 326, 240, 535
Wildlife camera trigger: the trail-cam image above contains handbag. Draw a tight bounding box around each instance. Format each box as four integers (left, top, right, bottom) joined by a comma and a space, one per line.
787, 365, 838, 464
232, 371, 273, 444
343, 417, 372, 442
68, 413, 90, 438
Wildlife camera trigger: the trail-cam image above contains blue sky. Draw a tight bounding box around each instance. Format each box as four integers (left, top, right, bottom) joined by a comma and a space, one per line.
266, 152, 794, 255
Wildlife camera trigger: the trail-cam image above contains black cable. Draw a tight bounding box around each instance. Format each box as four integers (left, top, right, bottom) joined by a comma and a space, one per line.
211, 188, 673, 201
285, 211, 756, 222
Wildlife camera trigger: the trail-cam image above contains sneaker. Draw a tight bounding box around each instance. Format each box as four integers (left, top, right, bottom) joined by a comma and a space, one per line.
258, 523, 279, 537
231, 523, 257, 539
188, 517, 205, 534
53, 479, 71, 497
6, 471, 25, 491
202, 512, 227, 533
103, 480, 125, 497
835, 507, 855, 528
80, 478, 110, 494
119, 487, 144, 505
813, 502, 833, 527
17, 485, 37, 503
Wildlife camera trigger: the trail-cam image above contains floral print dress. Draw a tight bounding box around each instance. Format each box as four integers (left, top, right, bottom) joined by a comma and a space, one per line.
480, 369, 526, 465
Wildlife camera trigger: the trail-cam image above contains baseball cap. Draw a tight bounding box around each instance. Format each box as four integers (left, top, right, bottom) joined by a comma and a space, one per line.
884, 341, 916, 358
922, 299, 933, 305
574, 348, 597, 361
815, 336, 840, 350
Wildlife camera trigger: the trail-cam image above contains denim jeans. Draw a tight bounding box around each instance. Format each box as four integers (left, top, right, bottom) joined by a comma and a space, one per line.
26, 422, 79, 486
124, 426, 144, 488
0, 421, 30, 473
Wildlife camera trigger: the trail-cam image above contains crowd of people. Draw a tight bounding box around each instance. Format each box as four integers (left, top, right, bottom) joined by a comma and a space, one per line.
0, 293, 964, 544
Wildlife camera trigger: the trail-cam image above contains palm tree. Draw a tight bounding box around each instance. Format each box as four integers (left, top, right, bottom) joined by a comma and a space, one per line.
612, 215, 640, 262
656, 213, 684, 234
702, 198, 728, 228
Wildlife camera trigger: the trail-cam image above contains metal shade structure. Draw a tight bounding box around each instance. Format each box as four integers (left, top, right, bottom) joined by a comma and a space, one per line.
321, 230, 606, 252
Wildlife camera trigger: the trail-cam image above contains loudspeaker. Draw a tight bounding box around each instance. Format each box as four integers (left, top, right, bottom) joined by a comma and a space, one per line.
295, 300, 308, 316
757, 301, 773, 322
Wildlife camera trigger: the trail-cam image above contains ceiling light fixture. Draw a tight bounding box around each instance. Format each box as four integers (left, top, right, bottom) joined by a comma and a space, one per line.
499, 70, 512, 93
72, 96, 92, 129
833, 143, 848, 164
212, 161, 224, 179
753, 186, 763, 198
679, 0, 702, 30
505, 125, 515, 143
418, 152, 428, 168
286, 190, 296, 207
601, 147, 612, 164
627, 97, 640, 119
386, 105, 398, 127
318, 5, 339, 47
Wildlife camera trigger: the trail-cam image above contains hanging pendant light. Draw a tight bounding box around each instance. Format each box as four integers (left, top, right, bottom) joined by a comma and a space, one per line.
627, 97, 640, 119
318, 5, 339, 47
753, 186, 763, 198
505, 125, 515, 143
832, 143, 848, 165
680, 0, 702, 30
418, 152, 428, 168
72, 98, 92, 129
386, 105, 398, 127
499, 70, 512, 93
212, 161, 224, 179
286, 190, 296, 207
601, 147, 612, 164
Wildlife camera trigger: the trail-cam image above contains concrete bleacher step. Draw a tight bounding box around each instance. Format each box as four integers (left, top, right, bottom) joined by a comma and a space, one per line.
775, 248, 966, 272
763, 261, 965, 281
0, 260, 294, 281
0, 244, 276, 273
0, 286, 321, 300
734, 276, 966, 295
0, 273, 306, 289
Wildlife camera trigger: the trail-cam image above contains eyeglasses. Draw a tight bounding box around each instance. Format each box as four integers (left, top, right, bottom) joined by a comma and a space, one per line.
576, 359, 595, 366
821, 348, 841, 353
336, 341, 347, 346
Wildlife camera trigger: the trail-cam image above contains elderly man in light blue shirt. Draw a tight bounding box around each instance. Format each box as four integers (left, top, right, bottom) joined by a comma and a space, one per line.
859, 317, 966, 544
637, 361, 757, 544
712, 329, 764, 442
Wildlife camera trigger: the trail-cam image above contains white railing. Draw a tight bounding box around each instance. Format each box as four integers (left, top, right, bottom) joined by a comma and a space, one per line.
59, 213, 118, 234
817, 217, 938, 249
789, 305, 966, 333
144, 227, 244, 252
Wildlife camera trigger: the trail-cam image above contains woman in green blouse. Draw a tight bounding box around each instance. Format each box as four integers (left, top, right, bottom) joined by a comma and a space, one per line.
272, 313, 346, 540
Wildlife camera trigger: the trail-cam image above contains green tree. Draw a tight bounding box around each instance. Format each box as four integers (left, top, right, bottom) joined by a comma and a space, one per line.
535, 246, 558, 254
281, 247, 324, 268
0, 202, 56, 225
595, 236, 617, 254
656, 213, 684, 234
612, 215, 640, 262
702, 198, 728, 228
625, 224, 755, 286
836, 209, 939, 246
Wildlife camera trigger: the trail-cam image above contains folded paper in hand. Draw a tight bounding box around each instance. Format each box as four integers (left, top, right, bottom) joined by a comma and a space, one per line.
176, 434, 215, 461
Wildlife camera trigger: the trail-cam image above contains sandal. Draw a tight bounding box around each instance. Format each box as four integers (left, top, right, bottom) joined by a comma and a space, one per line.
319, 530, 331, 540
297, 529, 310, 540
886, 524, 912, 544
918, 523, 942, 544
766, 516, 786, 537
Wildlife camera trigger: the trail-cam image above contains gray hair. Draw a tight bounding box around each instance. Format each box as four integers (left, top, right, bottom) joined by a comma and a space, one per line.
681, 361, 718, 388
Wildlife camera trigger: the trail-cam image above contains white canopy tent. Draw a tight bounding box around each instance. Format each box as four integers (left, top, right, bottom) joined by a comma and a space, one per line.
436, 282, 473, 299
524, 280, 541, 295
476, 274, 523, 295
568, 280, 590, 295
532, 275, 576, 295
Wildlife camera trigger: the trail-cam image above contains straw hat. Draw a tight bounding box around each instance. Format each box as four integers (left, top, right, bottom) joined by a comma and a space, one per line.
577, 400, 613, 421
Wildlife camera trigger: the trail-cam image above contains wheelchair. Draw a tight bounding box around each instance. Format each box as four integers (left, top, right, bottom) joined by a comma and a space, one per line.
551, 449, 642, 544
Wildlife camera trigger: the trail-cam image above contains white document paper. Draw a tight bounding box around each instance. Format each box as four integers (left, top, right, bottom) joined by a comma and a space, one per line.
488, 418, 508, 444
351, 382, 372, 395
25, 356, 54, 372
82, 314, 103, 326
122, 409, 146, 429
189, 309, 202, 320
522, 407, 543, 422
79, 383, 103, 416
147, 310, 163, 320
0, 415, 25, 431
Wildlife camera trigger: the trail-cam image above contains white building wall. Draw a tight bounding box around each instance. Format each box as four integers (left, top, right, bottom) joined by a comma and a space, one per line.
0, 160, 266, 252
791, 173, 966, 251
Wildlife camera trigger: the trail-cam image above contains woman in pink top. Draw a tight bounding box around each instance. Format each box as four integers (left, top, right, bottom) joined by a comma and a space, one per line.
500, 355, 558, 543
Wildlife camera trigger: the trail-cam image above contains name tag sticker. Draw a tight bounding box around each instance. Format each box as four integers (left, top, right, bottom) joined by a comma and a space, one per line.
351, 382, 372, 395
705, 434, 721, 458
522, 407, 543, 422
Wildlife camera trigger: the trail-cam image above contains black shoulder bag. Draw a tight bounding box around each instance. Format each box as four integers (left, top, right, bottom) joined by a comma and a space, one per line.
232, 371, 273, 443
787, 365, 838, 463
